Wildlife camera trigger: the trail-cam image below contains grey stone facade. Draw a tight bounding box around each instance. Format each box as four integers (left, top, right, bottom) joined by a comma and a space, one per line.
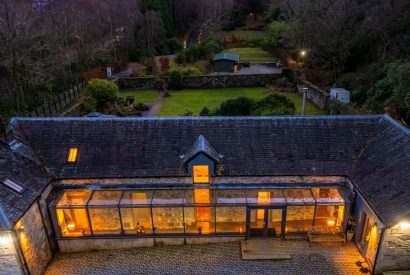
376, 224, 410, 273
117, 74, 279, 90
15, 203, 52, 275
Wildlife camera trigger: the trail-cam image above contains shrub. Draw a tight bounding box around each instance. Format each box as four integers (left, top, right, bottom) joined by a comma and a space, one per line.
168, 71, 183, 90
199, 107, 211, 116
142, 58, 159, 75
165, 37, 183, 54
84, 79, 119, 112
216, 97, 255, 116
263, 21, 293, 49
251, 94, 295, 116
178, 109, 194, 116
83, 68, 106, 82
159, 56, 170, 72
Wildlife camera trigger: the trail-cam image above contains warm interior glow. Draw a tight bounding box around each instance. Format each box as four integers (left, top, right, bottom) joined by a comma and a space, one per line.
67, 223, 76, 230
400, 221, 410, 229
327, 220, 336, 226
193, 165, 209, 183
194, 188, 211, 233
67, 148, 78, 163
257, 192, 270, 219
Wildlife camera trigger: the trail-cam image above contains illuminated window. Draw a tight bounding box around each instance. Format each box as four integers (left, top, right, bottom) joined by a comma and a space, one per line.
193, 165, 209, 183
257, 192, 270, 219
67, 148, 78, 163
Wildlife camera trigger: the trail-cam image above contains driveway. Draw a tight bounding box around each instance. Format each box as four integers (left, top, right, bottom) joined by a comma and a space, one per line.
45, 241, 366, 275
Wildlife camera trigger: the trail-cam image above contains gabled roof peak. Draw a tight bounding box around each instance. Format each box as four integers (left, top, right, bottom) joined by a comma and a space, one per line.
181, 135, 223, 163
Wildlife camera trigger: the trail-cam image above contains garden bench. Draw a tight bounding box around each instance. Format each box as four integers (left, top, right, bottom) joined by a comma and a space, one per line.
307, 226, 346, 246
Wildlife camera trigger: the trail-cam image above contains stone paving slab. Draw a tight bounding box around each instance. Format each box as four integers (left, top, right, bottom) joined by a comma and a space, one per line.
46, 241, 365, 275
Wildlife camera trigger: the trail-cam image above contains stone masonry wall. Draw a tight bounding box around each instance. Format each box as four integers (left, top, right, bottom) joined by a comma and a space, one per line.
375, 223, 410, 273
118, 74, 279, 90
0, 232, 20, 275
297, 80, 329, 109
15, 203, 52, 275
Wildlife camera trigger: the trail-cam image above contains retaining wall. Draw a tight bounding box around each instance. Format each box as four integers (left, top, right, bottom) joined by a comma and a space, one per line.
118, 74, 280, 90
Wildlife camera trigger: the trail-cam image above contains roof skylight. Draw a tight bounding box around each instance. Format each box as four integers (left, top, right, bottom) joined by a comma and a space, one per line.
2, 178, 25, 194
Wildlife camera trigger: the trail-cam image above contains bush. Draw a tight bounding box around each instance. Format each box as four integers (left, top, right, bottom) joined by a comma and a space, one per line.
199, 107, 211, 116
175, 36, 223, 64
159, 56, 170, 72
216, 97, 255, 116
83, 68, 106, 82
142, 58, 159, 75
164, 37, 183, 54
178, 109, 194, 116
263, 21, 293, 49
168, 71, 183, 90
251, 94, 295, 116
84, 79, 119, 112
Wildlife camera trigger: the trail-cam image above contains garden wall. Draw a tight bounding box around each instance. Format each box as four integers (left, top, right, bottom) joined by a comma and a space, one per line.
297, 80, 329, 109
117, 74, 280, 90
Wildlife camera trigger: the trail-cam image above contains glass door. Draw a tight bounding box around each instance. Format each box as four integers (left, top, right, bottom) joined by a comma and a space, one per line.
248, 208, 283, 238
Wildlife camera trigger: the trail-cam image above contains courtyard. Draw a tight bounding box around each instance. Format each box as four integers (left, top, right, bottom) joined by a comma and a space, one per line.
45, 241, 365, 275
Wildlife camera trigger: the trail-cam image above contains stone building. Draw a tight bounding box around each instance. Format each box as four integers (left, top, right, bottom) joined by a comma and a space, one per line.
0, 115, 409, 274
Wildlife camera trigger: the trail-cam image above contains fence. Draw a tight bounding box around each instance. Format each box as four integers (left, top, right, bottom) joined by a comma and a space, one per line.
28, 82, 86, 117
297, 80, 329, 109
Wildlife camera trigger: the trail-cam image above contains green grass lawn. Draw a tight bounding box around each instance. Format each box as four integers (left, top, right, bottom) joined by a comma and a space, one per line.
160, 87, 325, 116
218, 30, 264, 41
225, 47, 275, 63
118, 90, 159, 104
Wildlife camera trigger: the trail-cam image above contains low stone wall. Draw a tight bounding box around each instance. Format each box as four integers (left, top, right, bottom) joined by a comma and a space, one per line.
15, 203, 52, 275
375, 224, 410, 274
58, 236, 244, 253
118, 74, 280, 90
297, 80, 329, 109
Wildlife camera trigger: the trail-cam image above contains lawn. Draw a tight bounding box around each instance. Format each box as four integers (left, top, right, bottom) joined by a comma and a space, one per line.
217, 30, 264, 41
225, 47, 275, 63
118, 89, 159, 104
160, 87, 325, 116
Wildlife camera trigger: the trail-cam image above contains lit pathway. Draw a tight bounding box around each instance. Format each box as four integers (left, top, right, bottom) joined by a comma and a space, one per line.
45, 240, 365, 275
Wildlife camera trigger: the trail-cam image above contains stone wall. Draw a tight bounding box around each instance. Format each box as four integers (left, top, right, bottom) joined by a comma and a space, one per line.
297, 80, 329, 109
375, 223, 410, 273
15, 203, 52, 275
0, 232, 20, 275
118, 74, 279, 90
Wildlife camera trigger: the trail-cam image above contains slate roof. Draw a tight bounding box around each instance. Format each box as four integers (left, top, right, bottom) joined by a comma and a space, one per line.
213, 53, 240, 62
181, 135, 222, 163
348, 116, 410, 226
6, 114, 410, 227
0, 139, 50, 228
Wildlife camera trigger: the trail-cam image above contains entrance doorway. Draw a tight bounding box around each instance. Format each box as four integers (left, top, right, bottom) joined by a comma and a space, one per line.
247, 207, 285, 238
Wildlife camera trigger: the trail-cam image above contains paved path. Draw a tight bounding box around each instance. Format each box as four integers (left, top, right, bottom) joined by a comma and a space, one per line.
147, 91, 165, 116
45, 241, 366, 275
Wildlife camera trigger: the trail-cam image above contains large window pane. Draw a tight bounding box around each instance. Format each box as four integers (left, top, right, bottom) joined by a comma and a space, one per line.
56, 208, 91, 237
185, 207, 215, 234
284, 189, 315, 204
88, 191, 122, 206
152, 207, 184, 234
89, 208, 121, 235
120, 191, 153, 205
216, 207, 246, 234
315, 205, 345, 227
311, 188, 344, 203
121, 208, 152, 234
286, 206, 315, 233
246, 189, 286, 205
57, 190, 92, 207
214, 190, 246, 205
152, 190, 185, 205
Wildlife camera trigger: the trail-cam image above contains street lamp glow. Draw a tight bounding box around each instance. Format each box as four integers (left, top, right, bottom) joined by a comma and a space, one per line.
300, 50, 307, 57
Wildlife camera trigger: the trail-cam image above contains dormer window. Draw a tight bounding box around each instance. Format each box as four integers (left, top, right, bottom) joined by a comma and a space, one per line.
67, 148, 78, 163
193, 165, 209, 183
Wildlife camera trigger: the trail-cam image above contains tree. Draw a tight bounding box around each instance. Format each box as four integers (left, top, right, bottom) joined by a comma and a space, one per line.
216, 97, 254, 116
84, 79, 119, 112
264, 21, 293, 49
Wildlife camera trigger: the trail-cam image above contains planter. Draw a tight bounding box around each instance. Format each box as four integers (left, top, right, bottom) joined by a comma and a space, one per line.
346, 230, 354, 242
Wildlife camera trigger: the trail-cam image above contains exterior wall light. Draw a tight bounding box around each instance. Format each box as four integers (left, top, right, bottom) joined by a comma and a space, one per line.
400, 221, 410, 230
327, 220, 336, 226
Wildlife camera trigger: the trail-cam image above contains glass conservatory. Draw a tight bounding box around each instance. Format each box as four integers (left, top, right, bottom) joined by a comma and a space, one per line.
51, 187, 348, 239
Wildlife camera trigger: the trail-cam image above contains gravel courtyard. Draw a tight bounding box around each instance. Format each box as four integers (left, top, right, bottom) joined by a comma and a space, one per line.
45, 241, 365, 275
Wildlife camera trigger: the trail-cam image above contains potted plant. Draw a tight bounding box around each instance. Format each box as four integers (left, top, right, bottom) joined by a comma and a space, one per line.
346, 216, 356, 241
